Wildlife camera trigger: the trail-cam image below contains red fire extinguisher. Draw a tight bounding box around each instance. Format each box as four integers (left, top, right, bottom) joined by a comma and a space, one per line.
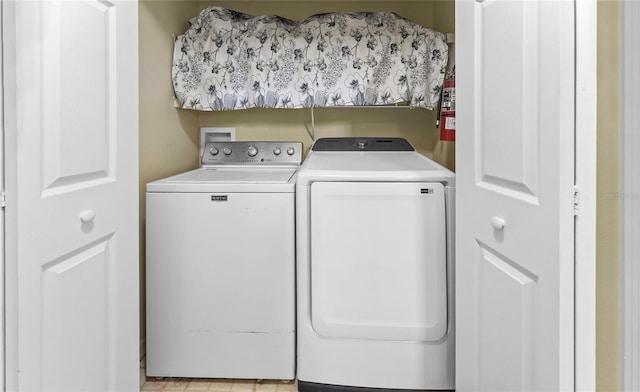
438, 68, 455, 142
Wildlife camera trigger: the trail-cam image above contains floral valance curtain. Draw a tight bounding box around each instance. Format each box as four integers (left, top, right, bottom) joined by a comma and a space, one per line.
172, 7, 449, 111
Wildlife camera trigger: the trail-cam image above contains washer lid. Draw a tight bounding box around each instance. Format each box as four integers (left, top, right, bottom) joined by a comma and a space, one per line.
146, 168, 297, 193
161, 168, 296, 183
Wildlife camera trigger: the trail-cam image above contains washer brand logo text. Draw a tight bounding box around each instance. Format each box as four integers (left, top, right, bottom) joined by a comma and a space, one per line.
211, 195, 228, 201
420, 188, 434, 194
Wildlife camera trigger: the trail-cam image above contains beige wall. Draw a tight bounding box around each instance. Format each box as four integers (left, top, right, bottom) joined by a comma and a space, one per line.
427, 0, 455, 170
596, 1, 620, 390
139, 0, 201, 355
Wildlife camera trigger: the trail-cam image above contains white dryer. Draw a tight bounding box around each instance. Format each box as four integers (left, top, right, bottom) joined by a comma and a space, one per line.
296, 137, 455, 391
146, 141, 301, 380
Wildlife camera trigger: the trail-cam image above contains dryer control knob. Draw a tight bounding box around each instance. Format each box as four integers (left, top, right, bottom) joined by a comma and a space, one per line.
247, 146, 258, 157
209, 147, 219, 156
223, 147, 232, 155
286, 147, 295, 155
273, 147, 282, 155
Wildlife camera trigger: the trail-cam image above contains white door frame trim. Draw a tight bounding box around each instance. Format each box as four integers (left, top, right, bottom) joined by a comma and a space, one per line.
621, 1, 640, 390
0, 1, 5, 389
575, 0, 597, 390
2, 0, 17, 388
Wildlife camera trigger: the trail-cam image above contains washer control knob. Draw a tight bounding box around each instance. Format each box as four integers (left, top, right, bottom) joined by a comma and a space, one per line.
247, 146, 258, 157
286, 147, 295, 156
357, 141, 367, 149
209, 147, 219, 156
223, 147, 232, 155
273, 147, 282, 156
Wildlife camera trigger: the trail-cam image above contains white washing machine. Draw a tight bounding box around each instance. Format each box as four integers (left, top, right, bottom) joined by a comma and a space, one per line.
296, 137, 455, 391
146, 141, 301, 379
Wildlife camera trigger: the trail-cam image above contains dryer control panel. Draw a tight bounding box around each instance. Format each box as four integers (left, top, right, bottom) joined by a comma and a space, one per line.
202, 141, 302, 165
312, 137, 415, 152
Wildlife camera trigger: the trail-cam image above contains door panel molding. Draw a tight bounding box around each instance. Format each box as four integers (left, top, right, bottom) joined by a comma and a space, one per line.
478, 242, 535, 391
42, 235, 114, 391
478, 241, 538, 284
41, 0, 117, 195
475, 0, 540, 204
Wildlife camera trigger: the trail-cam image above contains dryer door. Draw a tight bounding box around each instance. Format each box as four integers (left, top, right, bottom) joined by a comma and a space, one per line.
310, 181, 448, 342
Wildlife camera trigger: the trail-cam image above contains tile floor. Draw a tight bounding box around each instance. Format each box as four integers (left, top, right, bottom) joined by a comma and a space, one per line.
141, 378, 298, 392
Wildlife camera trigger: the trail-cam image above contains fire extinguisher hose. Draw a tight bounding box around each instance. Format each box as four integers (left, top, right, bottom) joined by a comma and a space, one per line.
435, 86, 443, 128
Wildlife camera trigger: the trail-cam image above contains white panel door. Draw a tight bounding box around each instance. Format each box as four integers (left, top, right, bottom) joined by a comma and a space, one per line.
310, 182, 448, 342
3, 1, 139, 391
456, 0, 575, 391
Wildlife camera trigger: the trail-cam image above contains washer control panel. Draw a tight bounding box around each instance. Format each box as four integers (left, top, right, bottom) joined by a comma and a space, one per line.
202, 141, 303, 165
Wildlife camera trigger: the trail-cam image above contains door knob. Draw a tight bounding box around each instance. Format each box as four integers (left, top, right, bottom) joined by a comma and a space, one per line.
80, 209, 96, 223
491, 216, 506, 231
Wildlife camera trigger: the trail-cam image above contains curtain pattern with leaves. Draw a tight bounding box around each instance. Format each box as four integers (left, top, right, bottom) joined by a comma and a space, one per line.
173, 7, 449, 111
